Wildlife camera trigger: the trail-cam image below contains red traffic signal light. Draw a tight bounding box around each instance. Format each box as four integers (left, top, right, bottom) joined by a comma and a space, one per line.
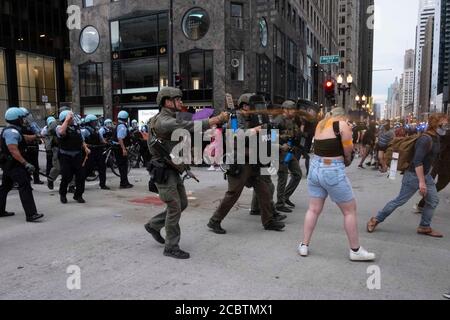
326, 80, 333, 88
324, 79, 335, 100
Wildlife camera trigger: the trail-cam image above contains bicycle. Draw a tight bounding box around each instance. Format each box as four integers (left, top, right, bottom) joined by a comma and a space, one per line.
85, 144, 133, 182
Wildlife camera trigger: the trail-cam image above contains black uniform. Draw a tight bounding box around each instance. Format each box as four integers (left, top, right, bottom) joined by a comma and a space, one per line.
84, 125, 107, 188
58, 125, 86, 199
22, 125, 41, 183
0, 126, 39, 219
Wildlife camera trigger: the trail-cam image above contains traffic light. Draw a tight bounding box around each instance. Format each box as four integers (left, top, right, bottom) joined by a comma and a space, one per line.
175, 74, 182, 89
324, 79, 335, 100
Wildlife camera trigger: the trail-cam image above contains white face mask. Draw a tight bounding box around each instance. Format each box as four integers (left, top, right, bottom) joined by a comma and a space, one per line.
437, 127, 447, 136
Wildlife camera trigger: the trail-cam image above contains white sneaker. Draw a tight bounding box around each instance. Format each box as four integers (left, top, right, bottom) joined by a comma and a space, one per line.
298, 243, 309, 257
443, 292, 450, 300
349, 247, 376, 262
208, 166, 216, 171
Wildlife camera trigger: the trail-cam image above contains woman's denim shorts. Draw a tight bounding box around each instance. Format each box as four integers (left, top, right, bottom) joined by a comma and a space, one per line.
307, 156, 355, 204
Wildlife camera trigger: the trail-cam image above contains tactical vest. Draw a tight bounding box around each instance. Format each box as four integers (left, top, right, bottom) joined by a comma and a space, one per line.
0, 126, 27, 168
22, 125, 39, 146
84, 126, 102, 146
101, 127, 113, 141
113, 123, 131, 147
58, 126, 83, 151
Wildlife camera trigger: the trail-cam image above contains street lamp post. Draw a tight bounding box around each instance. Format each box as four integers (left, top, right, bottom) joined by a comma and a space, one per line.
337, 73, 353, 110
355, 94, 367, 119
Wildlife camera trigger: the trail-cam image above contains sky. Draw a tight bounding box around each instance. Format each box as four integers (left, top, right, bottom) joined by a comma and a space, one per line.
372, 0, 420, 105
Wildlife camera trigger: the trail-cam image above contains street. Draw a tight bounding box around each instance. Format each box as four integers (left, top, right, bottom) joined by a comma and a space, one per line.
0, 155, 449, 300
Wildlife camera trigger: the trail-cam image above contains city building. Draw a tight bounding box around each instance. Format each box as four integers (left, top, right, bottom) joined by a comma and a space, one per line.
414, 0, 435, 116
337, 0, 360, 110
68, 0, 341, 122
418, 16, 434, 120
0, 0, 71, 126
358, 0, 374, 100
386, 77, 401, 120
401, 49, 415, 118
431, 0, 450, 114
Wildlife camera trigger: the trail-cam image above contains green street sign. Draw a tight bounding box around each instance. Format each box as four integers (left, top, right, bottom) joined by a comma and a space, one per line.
320, 55, 340, 65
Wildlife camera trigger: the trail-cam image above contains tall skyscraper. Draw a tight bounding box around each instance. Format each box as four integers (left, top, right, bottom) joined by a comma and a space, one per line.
419, 17, 435, 119
431, 0, 450, 113
402, 49, 416, 117
358, 0, 375, 99
414, 0, 435, 116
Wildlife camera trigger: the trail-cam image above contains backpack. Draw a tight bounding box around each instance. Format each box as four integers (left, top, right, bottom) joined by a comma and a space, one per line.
385, 133, 431, 172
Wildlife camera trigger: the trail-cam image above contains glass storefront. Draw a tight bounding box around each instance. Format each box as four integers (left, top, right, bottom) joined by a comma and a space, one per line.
15, 52, 57, 113
111, 12, 168, 113
0, 49, 8, 126
79, 62, 103, 116
179, 50, 213, 101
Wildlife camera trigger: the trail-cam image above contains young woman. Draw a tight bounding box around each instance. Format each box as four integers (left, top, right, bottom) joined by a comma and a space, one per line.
298, 107, 375, 262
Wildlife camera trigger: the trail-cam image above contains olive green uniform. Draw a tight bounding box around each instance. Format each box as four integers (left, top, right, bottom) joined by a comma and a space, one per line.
147, 107, 209, 250
274, 115, 302, 208
211, 112, 274, 227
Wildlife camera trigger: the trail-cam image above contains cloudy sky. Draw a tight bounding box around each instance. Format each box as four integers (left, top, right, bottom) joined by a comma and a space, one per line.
372, 0, 420, 104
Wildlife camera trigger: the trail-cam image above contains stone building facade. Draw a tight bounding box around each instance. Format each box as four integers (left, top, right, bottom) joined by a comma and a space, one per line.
68, 0, 340, 122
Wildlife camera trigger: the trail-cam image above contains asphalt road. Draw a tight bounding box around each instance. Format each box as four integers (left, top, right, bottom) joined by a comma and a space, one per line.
0, 156, 449, 300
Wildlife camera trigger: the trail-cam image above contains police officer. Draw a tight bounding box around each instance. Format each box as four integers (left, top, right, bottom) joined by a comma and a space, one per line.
20, 107, 43, 185
113, 111, 133, 189
145, 87, 228, 259
57, 111, 90, 204
207, 93, 286, 235
99, 119, 114, 143
83, 114, 110, 190
0, 107, 44, 222
275, 100, 303, 212
41, 116, 57, 177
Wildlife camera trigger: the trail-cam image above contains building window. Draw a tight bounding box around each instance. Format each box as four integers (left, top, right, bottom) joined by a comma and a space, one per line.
231, 50, 244, 81
0, 49, 8, 125
274, 57, 286, 101
83, 0, 94, 7
180, 50, 213, 101
118, 57, 167, 94
16, 52, 57, 110
79, 63, 103, 97
80, 26, 100, 54
257, 54, 271, 96
111, 13, 168, 52
64, 61, 73, 103
182, 8, 210, 41
259, 18, 268, 47
231, 3, 243, 29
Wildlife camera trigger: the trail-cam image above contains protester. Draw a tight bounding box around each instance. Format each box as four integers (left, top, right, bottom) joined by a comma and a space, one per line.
358, 121, 377, 169
377, 120, 395, 173
367, 113, 448, 238
298, 107, 375, 261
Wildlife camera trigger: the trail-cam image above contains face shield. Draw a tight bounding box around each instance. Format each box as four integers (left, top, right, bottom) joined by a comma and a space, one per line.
73, 114, 83, 126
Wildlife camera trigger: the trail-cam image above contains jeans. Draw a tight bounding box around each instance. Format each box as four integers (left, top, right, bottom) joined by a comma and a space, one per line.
376, 171, 439, 227
308, 156, 354, 204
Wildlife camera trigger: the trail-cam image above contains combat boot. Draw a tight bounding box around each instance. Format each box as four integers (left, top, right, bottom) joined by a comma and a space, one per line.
264, 220, 285, 231
163, 248, 190, 259
207, 219, 227, 234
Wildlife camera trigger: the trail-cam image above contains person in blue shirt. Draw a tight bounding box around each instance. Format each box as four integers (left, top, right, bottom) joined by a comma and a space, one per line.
99, 119, 114, 143
83, 114, 110, 190
113, 111, 133, 189
0, 107, 44, 222
57, 111, 91, 204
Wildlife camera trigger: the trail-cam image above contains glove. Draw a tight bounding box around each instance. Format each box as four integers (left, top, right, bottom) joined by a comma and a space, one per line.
281, 144, 291, 152
24, 162, 36, 174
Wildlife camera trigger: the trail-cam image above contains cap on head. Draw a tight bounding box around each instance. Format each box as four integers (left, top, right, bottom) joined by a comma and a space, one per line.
5, 107, 25, 123
85, 114, 98, 124
282, 100, 297, 110
156, 86, 182, 106
46, 116, 56, 126
118, 110, 129, 121
237, 93, 253, 108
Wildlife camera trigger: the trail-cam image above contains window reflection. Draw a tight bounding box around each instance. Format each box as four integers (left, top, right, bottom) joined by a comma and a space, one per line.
15, 52, 57, 109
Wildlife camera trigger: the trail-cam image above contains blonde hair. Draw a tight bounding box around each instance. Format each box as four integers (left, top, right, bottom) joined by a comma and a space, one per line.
318, 108, 348, 132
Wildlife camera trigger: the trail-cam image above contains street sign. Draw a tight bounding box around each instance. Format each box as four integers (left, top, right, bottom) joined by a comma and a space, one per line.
320, 55, 340, 65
